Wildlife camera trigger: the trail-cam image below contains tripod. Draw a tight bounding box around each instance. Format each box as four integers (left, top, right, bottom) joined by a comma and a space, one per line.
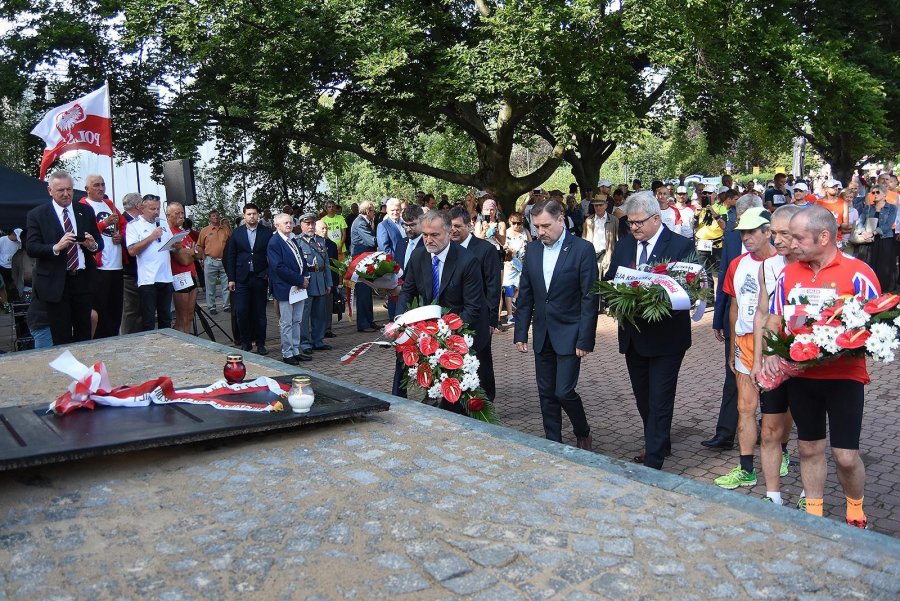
192, 304, 234, 343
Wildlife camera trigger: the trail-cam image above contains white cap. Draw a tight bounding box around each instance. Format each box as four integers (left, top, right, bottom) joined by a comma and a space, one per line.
12, 228, 22, 242
474, 190, 489, 198
793, 182, 809, 192
597, 179, 613, 188
718, 185, 730, 194
826, 178, 843, 188
754, 183, 765, 193
703, 184, 717, 193
676, 186, 688, 194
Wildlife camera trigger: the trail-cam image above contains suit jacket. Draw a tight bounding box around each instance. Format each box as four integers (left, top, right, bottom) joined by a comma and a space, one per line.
324, 237, 339, 272
224, 224, 273, 285
712, 229, 744, 336
397, 242, 489, 351
267, 234, 309, 302
603, 226, 695, 356
26, 201, 103, 303
514, 232, 599, 355
296, 234, 334, 295
581, 212, 620, 275
463, 235, 502, 328
395, 235, 422, 272
350, 215, 377, 256
376, 217, 405, 257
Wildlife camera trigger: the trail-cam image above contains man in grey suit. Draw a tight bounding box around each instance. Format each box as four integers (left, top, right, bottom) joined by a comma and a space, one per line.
350, 200, 378, 332
296, 212, 334, 353
514, 199, 599, 451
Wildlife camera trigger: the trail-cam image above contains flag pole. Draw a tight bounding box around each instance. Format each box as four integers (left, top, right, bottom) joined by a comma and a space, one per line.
104, 80, 117, 206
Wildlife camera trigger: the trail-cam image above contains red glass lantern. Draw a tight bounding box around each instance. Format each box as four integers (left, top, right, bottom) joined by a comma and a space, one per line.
223, 354, 246, 384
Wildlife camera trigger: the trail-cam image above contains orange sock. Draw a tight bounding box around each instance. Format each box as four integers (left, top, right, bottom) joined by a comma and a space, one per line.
846, 496, 865, 521
805, 498, 824, 517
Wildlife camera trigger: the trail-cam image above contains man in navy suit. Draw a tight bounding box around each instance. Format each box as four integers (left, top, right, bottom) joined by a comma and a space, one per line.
267, 213, 310, 365
704, 194, 763, 450
603, 191, 696, 469
350, 200, 378, 332
397, 210, 488, 411
377, 198, 405, 319
225, 203, 273, 355
514, 199, 599, 451
449, 206, 500, 403
391, 205, 424, 397
26, 171, 103, 345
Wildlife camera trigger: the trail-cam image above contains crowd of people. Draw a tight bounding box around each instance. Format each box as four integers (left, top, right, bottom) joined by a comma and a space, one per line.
13, 166, 897, 531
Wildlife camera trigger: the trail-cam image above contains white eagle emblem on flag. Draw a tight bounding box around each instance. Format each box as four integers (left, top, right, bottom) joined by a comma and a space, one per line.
55, 103, 86, 134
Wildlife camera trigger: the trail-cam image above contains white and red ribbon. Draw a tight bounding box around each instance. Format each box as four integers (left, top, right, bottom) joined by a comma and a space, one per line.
48, 351, 288, 415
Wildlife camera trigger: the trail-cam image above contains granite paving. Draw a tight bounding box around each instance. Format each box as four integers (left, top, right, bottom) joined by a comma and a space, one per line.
0, 332, 898, 599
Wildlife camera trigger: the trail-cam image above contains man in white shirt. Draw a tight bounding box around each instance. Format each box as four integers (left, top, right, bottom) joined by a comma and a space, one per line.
125, 197, 174, 331
80, 174, 126, 338
0, 228, 22, 306
674, 186, 695, 239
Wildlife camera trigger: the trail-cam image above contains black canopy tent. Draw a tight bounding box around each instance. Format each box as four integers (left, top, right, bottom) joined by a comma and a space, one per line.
0, 165, 86, 231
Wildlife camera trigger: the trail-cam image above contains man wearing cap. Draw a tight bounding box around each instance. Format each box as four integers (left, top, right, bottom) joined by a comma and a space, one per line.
0, 227, 23, 307
296, 212, 334, 354
764, 173, 789, 209
817, 179, 852, 245
674, 186, 695, 239
587, 179, 613, 217
582, 194, 618, 276
791, 182, 812, 206
713, 206, 785, 493
224, 203, 273, 355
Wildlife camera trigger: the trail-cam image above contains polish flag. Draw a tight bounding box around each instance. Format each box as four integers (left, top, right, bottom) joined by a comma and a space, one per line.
30, 84, 113, 179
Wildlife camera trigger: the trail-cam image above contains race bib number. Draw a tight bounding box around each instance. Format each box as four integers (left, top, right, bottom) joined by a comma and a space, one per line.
173, 272, 193, 291
697, 239, 713, 252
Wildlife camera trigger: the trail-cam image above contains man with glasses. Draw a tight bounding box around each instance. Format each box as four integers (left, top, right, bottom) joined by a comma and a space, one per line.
817, 179, 852, 245
350, 200, 379, 332
391, 205, 424, 397
603, 192, 696, 469
674, 186, 695, 239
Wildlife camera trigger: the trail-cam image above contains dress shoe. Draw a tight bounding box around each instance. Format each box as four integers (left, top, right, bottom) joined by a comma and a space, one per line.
293, 353, 312, 362
241, 343, 253, 352
256, 345, 268, 356
223, 306, 231, 312
324, 332, 336, 338
575, 435, 593, 452
209, 308, 218, 315
701, 435, 735, 450
312, 344, 332, 351
358, 327, 378, 333
633, 448, 673, 463
282, 356, 300, 366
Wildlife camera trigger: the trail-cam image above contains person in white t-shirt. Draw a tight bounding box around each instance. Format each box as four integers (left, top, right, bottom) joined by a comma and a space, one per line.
125, 197, 175, 331
674, 186, 695, 239
81, 174, 126, 337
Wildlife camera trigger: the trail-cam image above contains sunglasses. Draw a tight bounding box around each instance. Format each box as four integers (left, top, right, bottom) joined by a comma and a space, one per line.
509, 220, 522, 225
872, 190, 884, 195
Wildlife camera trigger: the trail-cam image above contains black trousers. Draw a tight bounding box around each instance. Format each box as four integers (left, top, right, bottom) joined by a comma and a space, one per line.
476, 342, 496, 403
535, 340, 590, 442
625, 347, 685, 469
235, 275, 268, 347
91, 269, 124, 338
714, 337, 738, 440
392, 353, 407, 398
139, 282, 173, 331
47, 270, 93, 344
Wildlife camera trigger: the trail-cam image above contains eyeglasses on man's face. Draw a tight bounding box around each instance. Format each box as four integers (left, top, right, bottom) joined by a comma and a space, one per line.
627, 215, 656, 228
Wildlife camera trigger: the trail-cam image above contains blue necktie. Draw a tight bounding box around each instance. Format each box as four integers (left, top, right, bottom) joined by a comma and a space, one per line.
431, 255, 441, 301
639, 241, 648, 266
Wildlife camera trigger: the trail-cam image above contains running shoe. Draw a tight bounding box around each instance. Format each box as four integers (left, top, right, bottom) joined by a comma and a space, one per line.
762, 497, 773, 503
780, 451, 790, 477
797, 497, 807, 512
846, 516, 869, 529
714, 466, 757, 489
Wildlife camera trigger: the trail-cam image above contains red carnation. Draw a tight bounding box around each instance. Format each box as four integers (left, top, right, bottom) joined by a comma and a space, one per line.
439, 352, 464, 370
418, 335, 439, 356
789, 341, 820, 362
416, 363, 433, 388
365, 264, 376, 274
446, 334, 469, 355
836, 329, 871, 350
443, 313, 463, 330
651, 263, 668, 274
629, 281, 641, 288
685, 272, 697, 284
864, 293, 900, 314
441, 378, 462, 403
385, 254, 394, 262
468, 398, 485, 412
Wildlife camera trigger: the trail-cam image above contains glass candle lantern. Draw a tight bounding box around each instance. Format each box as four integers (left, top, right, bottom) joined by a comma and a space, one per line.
223, 354, 247, 384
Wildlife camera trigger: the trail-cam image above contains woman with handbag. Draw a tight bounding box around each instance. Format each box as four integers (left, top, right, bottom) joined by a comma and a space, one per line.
852, 184, 896, 291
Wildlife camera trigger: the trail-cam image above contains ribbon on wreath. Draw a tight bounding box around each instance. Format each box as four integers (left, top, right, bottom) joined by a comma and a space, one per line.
339, 304, 443, 365
48, 350, 288, 415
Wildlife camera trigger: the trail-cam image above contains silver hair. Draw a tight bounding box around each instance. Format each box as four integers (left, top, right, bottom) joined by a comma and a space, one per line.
165, 201, 184, 216
85, 174, 104, 186
870, 184, 887, 194
772, 204, 803, 223
735, 194, 762, 217
273, 212, 292, 226
48, 171, 73, 185
622, 191, 661, 217
793, 205, 838, 240
358, 200, 375, 214
421, 209, 451, 229
122, 192, 143, 211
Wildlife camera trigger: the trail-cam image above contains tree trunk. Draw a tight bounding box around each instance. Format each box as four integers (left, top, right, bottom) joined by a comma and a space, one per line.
564, 135, 617, 199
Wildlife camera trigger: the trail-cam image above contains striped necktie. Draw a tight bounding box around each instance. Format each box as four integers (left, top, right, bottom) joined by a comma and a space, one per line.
431, 255, 440, 301
63, 207, 78, 271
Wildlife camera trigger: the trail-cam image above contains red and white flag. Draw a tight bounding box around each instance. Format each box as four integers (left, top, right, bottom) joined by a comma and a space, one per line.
30, 84, 113, 179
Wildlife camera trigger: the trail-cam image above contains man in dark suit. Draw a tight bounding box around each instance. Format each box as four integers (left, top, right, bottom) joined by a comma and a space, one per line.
397, 210, 488, 411
350, 200, 378, 332
603, 191, 696, 469
448, 206, 500, 403
26, 171, 103, 345
317, 218, 340, 337
225, 203, 273, 355
377, 198, 406, 319
514, 199, 599, 451
704, 194, 764, 450
391, 205, 424, 397
268, 212, 310, 365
